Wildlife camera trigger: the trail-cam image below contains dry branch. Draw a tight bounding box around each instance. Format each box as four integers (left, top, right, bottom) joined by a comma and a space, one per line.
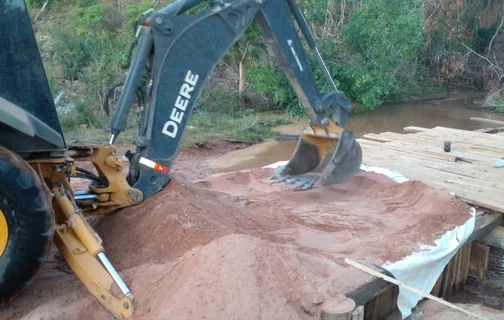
32, 0, 49, 23
489, 14, 504, 52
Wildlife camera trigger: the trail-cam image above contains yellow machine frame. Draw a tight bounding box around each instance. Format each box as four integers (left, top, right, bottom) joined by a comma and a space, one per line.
28, 144, 143, 319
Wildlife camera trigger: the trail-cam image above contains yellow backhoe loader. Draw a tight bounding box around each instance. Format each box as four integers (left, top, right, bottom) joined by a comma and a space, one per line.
0, 0, 362, 318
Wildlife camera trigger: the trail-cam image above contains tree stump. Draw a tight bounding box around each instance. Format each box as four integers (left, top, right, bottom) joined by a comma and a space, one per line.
320, 296, 356, 320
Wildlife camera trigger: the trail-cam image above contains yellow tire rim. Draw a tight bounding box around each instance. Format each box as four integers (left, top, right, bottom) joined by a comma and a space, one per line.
0, 209, 8, 257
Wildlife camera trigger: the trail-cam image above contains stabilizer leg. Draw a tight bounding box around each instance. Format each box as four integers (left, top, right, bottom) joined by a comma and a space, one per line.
52, 185, 134, 319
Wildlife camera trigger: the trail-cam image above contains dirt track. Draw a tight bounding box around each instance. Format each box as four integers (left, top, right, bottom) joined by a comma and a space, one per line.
0, 146, 473, 320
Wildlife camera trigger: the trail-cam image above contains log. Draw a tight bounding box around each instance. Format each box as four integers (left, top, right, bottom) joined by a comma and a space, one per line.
320, 297, 356, 320
350, 305, 364, 320
470, 117, 504, 126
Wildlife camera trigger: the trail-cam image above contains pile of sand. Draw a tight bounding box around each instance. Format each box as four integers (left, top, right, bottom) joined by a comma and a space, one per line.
0, 167, 472, 320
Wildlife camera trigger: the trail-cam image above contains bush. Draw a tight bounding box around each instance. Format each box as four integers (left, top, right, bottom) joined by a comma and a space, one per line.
41, 0, 438, 139
339, 0, 426, 109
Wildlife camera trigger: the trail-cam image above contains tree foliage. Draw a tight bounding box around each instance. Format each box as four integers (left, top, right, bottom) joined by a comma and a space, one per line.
337, 0, 425, 108
36, 0, 504, 130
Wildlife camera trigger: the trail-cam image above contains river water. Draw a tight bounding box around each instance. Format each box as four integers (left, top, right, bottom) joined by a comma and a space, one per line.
211, 91, 504, 172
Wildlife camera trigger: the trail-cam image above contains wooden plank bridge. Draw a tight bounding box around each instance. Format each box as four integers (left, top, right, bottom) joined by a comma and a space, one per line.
359, 126, 504, 213
347, 125, 504, 319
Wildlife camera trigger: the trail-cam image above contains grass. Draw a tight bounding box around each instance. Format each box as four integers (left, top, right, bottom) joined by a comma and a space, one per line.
61, 110, 293, 150
182, 111, 292, 149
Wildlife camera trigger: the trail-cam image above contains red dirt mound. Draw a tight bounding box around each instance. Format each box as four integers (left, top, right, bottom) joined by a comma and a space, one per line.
0, 167, 472, 320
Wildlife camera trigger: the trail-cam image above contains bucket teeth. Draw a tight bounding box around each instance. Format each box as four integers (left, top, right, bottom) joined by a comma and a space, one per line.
270, 126, 362, 190
270, 171, 321, 190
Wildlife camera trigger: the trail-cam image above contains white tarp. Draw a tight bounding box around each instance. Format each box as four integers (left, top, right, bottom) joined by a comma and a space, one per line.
360, 164, 476, 319
265, 161, 476, 319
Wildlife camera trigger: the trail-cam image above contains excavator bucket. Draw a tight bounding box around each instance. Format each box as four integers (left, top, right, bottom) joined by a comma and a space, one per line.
270, 121, 362, 190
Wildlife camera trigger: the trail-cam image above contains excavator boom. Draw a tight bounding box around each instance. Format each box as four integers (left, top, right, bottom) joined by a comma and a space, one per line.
0, 0, 362, 318
109, 0, 362, 197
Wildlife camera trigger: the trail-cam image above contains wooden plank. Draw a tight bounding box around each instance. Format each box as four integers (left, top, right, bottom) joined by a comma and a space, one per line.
360, 133, 392, 143
364, 297, 377, 320
363, 130, 504, 158
360, 144, 504, 212
403, 126, 429, 133
346, 278, 391, 307
367, 150, 495, 184
384, 128, 504, 154
457, 196, 504, 215
441, 255, 456, 296
438, 241, 473, 297
458, 242, 472, 288
360, 157, 485, 195
452, 249, 462, 292
379, 126, 504, 146
359, 134, 500, 167
361, 134, 502, 164
374, 285, 398, 320
424, 126, 504, 148
469, 242, 490, 279
470, 117, 504, 126
475, 127, 504, 134
361, 145, 504, 195
359, 139, 486, 165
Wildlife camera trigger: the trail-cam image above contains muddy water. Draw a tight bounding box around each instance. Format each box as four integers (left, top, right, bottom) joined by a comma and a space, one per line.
211, 91, 504, 172
446, 247, 504, 311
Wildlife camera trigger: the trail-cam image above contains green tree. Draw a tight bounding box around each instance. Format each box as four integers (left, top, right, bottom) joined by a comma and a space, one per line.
341, 0, 425, 108
228, 21, 267, 97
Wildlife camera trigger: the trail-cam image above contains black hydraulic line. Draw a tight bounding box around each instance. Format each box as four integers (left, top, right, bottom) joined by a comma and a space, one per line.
286, 0, 339, 93
109, 26, 153, 143
285, 0, 317, 49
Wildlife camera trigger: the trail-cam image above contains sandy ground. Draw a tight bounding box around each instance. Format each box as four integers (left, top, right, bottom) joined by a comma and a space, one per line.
0, 146, 476, 320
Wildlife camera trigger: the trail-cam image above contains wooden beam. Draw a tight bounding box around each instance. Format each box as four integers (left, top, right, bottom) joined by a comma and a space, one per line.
345, 277, 391, 307
403, 126, 430, 133
479, 226, 504, 249
468, 212, 503, 242
469, 242, 490, 279
459, 243, 472, 288
470, 117, 504, 126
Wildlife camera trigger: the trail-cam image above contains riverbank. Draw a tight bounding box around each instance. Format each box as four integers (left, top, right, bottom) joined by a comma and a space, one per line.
64, 90, 497, 149
62, 110, 294, 150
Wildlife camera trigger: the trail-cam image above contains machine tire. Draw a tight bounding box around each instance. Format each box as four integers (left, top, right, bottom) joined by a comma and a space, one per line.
0, 146, 54, 305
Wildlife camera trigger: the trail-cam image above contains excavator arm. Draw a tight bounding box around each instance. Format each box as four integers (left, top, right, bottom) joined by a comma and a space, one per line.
108, 0, 362, 198
0, 1, 362, 318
